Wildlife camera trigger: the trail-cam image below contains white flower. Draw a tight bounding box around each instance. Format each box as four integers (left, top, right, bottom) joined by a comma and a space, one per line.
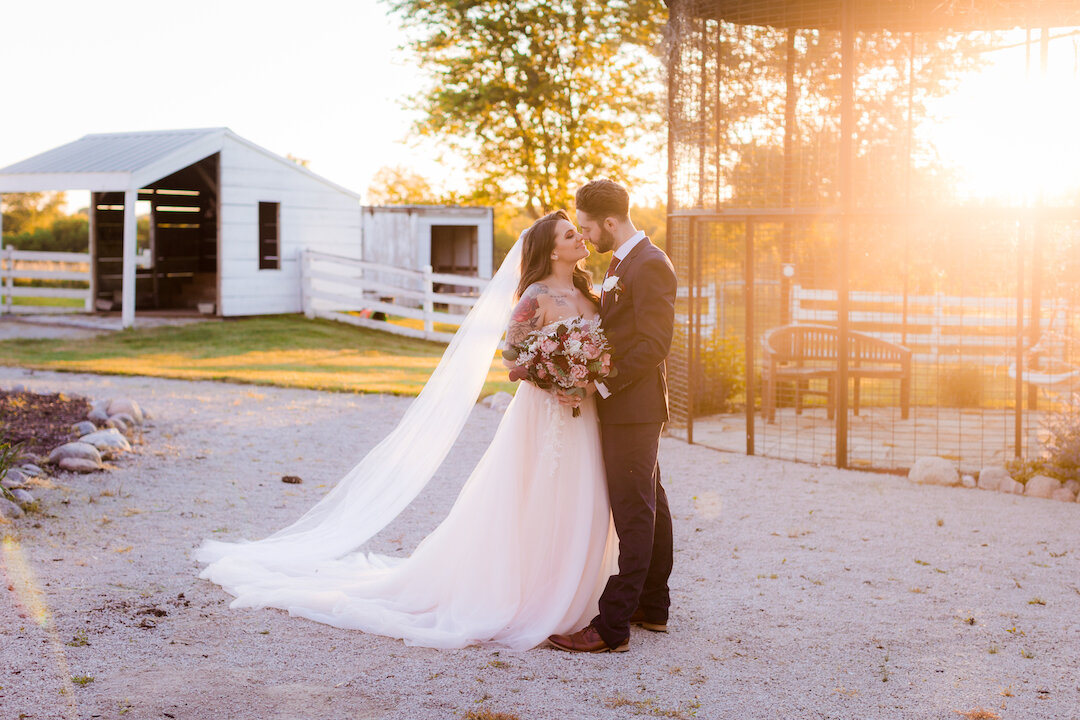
602, 275, 620, 292
565, 339, 583, 355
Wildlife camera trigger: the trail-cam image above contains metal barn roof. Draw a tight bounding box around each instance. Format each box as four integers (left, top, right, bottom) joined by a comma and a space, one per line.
0, 127, 361, 198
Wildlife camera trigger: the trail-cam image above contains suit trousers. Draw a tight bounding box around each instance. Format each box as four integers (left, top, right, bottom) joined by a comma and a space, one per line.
592, 422, 673, 648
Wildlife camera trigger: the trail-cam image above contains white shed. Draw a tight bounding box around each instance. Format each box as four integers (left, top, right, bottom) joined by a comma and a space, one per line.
0, 128, 362, 327
361, 205, 494, 285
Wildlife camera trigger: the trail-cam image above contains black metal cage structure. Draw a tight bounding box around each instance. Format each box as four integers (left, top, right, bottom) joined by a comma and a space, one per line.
664, 0, 1080, 472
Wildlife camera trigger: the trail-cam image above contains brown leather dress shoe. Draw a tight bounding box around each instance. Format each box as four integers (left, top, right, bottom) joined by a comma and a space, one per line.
630, 608, 668, 633
548, 624, 629, 653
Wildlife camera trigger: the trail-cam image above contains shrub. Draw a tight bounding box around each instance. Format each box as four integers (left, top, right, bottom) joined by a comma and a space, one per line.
693, 332, 745, 414
938, 364, 983, 408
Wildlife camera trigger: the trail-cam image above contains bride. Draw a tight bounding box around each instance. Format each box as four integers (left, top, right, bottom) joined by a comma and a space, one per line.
196, 210, 618, 651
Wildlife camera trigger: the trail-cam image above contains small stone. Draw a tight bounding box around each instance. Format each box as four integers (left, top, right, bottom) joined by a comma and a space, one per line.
108, 413, 137, 432
58, 457, 103, 474
908, 457, 959, 486
998, 478, 1025, 494
107, 399, 144, 425
483, 391, 514, 413
0, 497, 24, 519
20, 463, 43, 477
87, 408, 110, 424
281, 475, 302, 484
961, 474, 976, 489
1050, 487, 1076, 503
72, 421, 98, 436
78, 429, 132, 459
977, 466, 1011, 492
47, 442, 103, 467
4, 467, 27, 484
1063, 479, 1080, 495
10, 488, 35, 507
1, 477, 22, 490
1025, 474, 1061, 500
11, 383, 26, 392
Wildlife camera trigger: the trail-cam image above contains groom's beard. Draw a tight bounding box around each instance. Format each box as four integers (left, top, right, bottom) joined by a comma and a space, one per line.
594, 227, 617, 254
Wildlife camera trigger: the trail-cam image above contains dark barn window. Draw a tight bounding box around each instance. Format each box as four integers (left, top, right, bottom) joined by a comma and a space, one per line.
258, 202, 280, 270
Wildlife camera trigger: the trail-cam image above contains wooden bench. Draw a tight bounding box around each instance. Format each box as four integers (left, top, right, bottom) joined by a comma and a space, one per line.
761, 324, 912, 423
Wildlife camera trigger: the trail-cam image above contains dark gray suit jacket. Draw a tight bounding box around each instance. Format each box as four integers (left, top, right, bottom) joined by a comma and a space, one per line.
596, 238, 677, 425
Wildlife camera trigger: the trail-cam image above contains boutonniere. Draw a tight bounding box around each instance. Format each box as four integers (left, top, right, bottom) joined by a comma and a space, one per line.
602, 275, 625, 301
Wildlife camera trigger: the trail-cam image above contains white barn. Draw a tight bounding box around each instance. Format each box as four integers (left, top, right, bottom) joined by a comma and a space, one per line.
0, 128, 365, 326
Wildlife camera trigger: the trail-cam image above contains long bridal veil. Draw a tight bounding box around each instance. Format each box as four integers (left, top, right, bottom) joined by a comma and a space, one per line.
196, 237, 523, 573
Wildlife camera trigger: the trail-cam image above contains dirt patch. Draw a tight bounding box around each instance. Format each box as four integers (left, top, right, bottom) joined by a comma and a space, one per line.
0, 388, 90, 456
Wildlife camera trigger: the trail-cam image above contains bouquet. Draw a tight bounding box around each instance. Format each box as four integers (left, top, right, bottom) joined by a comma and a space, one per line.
502, 316, 617, 417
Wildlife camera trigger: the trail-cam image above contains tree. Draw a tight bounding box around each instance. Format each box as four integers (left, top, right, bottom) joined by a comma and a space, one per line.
388, 0, 667, 218
1, 192, 67, 236
367, 165, 440, 205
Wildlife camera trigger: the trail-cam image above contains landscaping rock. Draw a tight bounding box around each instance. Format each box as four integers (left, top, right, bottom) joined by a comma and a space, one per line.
4, 467, 27, 485
483, 391, 514, 413
72, 420, 98, 436
2, 477, 22, 491
1050, 487, 1077, 503
19, 463, 44, 478
908, 456, 959, 486
0, 497, 24, 520
47, 442, 103, 467
977, 466, 1012, 492
108, 413, 137, 433
1063, 479, 1080, 496
1025, 474, 1061, 499
961, 474, 976, 489
87, 408, 110, 424
107, 398, 144, 425
78, 428, 132, 459
58, 457, 103, 474
998, 478, 1025, 494
10, 488, 35, 507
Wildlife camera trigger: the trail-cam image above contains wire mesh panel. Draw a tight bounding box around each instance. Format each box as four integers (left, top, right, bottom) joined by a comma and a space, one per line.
665, 0, 1080, 473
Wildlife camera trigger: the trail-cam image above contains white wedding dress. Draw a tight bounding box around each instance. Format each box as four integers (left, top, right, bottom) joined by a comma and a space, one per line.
197, 236, 618, 651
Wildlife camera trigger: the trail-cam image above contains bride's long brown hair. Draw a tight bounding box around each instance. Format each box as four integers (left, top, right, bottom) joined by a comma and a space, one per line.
515, 209, 599, 306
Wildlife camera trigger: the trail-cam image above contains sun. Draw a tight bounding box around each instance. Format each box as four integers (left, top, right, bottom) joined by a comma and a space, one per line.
926, 29, 1080, 204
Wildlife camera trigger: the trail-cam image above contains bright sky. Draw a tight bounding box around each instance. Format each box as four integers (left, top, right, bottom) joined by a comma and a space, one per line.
0, 0, 439, 211
1, 4, 1077, 213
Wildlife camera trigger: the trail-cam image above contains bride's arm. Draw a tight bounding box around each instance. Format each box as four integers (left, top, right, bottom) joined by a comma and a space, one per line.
504, 283, 549, 349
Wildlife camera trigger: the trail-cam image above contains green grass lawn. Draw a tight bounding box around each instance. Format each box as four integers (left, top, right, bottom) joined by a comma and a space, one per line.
0, 314, 516, 397
10, 296, 85, 307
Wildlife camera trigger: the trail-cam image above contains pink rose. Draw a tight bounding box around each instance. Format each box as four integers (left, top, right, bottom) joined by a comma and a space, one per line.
540, 338, 558, 355
582, 342, 601, 360
570, 364, 589, 381
569, 331, 583, 343
537, 366, 547, 379
546, 362, 558, 376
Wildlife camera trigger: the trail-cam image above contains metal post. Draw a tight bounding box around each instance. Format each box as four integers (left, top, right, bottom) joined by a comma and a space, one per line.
780, 29, 797, 325
836, 0, 855, 469
745, 219, 755, 455
3, 244, 12, 316
1015, 221, 1025, 457
687, 217, 697, 445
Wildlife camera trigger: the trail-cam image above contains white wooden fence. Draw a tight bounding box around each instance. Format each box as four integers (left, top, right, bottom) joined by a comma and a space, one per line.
1, 245, 93, 315
300, 249, 488, 343
791, 286, 1068, 365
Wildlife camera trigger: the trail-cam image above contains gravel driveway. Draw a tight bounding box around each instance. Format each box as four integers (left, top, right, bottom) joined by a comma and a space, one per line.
1, 366, 1077, 720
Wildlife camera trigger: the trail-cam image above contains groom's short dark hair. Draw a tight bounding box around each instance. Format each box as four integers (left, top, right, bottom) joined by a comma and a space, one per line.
576, 179, 629, 221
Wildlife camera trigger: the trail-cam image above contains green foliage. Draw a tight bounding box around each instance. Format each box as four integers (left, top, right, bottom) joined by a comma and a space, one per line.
388, 0, 666, 218
1, 192, 67, 235
0, 437, 24, 504
3, 215, 89, 252
938, 365, 983, 408
367, 165, 440, 205
1010, 400, 1080, 484
695, 333, 745, 414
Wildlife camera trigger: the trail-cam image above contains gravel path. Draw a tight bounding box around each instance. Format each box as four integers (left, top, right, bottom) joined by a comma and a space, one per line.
1, 366, 1078, 720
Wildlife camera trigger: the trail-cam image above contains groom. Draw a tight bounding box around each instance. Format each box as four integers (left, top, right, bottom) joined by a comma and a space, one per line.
549, 179, 677, 653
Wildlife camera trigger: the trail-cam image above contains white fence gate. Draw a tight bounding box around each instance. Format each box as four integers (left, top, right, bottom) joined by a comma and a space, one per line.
300, 249, 488, 343
1, 245, 93, 315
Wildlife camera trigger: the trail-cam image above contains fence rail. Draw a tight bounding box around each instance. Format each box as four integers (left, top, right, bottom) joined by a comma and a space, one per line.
300, 249, 487, 343
1, 245, 93, 315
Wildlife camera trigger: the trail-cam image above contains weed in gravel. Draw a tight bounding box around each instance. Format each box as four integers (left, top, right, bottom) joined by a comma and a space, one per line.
65, 630, 90, 647
954, 709, 1000, 720
1028, 597, 1046, 605
71, 675, 94, 686
462, 710, 520, 720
